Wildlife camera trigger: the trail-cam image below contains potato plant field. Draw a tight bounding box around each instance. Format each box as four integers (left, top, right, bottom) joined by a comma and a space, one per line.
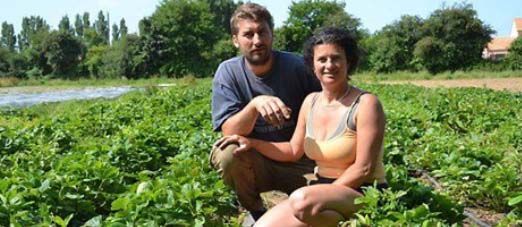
0, 79, 520, 226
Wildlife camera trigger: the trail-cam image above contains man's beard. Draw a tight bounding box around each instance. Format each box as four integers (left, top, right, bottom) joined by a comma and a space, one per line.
245, 50, 271, 66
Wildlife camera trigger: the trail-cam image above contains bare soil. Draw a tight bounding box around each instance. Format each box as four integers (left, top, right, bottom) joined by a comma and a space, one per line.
411, 170, 505, 227
463, 208, 506, 227
379, 77, 522, 92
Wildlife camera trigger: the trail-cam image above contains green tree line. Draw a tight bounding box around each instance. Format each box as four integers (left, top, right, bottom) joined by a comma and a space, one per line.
0, 0, 521, 79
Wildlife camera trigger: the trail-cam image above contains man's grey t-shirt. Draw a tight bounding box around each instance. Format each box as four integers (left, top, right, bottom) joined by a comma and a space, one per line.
212, 51, 321, 142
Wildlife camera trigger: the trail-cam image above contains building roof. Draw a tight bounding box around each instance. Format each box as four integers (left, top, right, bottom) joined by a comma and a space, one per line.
486, 37, 515, 51
515, 18, 522, 31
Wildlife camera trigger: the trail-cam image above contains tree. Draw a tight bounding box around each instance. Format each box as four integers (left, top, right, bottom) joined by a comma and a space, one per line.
505, 37, 522, 70
275, 0, 362, 53
119, 18, 128, 39
59, 15, 74, 35
99, 36, 137, 78
0, 47, 10, 75
136, 17, 163, 76
87, 34, 150, 79
6, 51, 27, 78
75, 14, 84, 37
112, 23, 119, 43
368, 15, 424, 72
413, 36, 447, 74
83, 44, 108, 77
17, 18, 30, 51
120, 34, 144, 78
0, 47, 27, 78
17, 16, 50, 51
100, 43, 126, 78
82, 12, 91, 29
150, 0, 221, 76
95, 11, 110, 45
138, 17, 152, 36
413, 3, 493, 73
14, 16, 50, 75
41, 31, 85, 76
1, 22, 17, 52
132, 0, 237, 77
83, 27, 105, 48
20, 35, 50, 75
205, 0, 239, 34
203, 0, 239, 66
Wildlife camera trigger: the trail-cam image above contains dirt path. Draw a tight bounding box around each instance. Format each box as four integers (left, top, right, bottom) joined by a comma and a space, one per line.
379, 77, 522, 92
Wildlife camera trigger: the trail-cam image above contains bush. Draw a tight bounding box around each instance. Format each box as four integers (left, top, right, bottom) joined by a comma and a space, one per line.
506, 37, 522, 70
367, 15, 424, 73
413, 3, 493, 74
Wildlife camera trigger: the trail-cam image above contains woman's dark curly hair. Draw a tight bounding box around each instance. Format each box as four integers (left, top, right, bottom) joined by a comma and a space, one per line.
303, 27, 360, 76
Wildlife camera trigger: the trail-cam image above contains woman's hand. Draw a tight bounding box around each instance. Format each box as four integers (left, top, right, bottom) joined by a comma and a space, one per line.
213, 134, 252, 155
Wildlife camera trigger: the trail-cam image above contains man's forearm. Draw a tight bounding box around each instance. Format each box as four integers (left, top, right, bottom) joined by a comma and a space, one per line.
221, 102, 259, 136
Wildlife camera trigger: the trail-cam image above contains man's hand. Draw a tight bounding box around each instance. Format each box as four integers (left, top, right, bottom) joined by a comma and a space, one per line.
213, 134, 252, 155
251, 95, 292, 127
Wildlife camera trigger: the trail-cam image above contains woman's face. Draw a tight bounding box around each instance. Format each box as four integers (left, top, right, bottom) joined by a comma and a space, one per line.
312, 43, 349, 86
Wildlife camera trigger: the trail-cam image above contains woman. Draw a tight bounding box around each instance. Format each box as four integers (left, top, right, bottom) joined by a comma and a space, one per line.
214, 27, 387, 226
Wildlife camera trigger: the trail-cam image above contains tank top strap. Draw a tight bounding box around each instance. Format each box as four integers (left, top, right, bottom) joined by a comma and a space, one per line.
328, 90, 367, 138
347, 91, 369, 131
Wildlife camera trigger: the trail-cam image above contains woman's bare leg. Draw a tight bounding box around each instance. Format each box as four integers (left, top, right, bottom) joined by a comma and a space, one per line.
255, 184, 362, 227
254, 200, 308, 227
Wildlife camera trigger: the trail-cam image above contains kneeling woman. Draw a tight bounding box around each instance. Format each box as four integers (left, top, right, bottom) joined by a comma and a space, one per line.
215, 27, 387, 226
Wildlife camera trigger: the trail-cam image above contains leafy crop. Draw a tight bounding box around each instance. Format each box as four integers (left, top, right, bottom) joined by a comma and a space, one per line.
363, 83, 521, 225
0, 81, 236, 226
0, 79, 520, 226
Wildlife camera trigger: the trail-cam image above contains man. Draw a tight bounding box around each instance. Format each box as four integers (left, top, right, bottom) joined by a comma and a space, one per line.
210, 2, 321, 222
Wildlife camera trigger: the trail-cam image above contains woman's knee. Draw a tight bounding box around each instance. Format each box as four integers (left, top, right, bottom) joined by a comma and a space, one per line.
255, 200, 309, 227
288, 187, 320, 221
288, 186, 348, 226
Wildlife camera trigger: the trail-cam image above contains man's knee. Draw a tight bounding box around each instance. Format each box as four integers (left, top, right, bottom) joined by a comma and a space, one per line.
210, 143, 239, 174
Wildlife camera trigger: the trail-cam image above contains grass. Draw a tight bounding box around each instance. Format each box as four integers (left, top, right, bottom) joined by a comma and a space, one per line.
0, 77, 21, 87
354, 70, 522, 82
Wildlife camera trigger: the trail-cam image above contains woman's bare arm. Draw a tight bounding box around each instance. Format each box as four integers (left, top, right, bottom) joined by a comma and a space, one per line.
333, 94, 386, 188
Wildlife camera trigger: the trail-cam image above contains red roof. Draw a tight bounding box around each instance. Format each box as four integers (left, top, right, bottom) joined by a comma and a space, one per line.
487, 37, 515, 51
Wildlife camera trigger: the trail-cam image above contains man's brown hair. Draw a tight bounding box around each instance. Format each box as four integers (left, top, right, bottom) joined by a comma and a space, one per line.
230, 3, 274, 35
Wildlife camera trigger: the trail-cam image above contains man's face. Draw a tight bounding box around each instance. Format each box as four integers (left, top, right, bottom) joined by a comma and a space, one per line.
233, 19, 273, 66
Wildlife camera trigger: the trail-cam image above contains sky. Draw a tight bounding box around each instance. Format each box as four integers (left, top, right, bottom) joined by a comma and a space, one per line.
0, 0, 521, 37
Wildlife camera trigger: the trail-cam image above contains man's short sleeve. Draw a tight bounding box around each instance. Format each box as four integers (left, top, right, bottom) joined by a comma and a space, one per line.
211, 65, 243, 132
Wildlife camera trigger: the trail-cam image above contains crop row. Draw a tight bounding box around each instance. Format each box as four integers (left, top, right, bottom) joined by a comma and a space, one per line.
365, 83, 521, 225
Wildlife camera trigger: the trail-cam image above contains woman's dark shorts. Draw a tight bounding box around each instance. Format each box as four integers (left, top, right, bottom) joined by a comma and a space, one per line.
309, 176, 388, 194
